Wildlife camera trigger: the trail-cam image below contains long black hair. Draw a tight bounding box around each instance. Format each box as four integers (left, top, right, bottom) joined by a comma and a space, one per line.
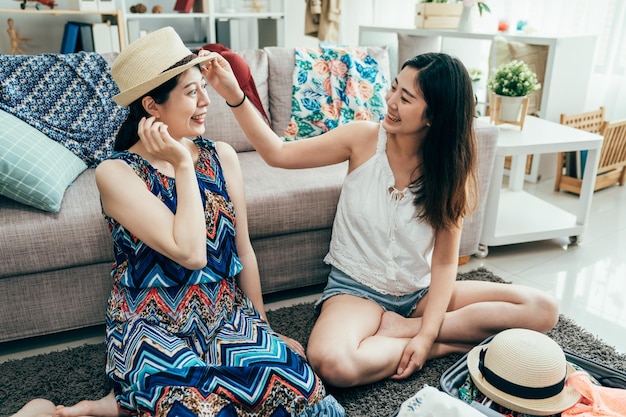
404, 53, 477, 231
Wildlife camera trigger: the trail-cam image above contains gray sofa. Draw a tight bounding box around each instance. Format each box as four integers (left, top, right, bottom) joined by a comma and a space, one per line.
0, 46, 498, 344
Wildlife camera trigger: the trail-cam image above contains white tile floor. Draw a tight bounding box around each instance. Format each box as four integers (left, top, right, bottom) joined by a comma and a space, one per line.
2, 175, 625, 365
459, 177, 626, 355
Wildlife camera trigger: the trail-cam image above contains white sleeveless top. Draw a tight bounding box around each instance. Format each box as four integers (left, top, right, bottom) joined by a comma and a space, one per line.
324, 124, 435, 296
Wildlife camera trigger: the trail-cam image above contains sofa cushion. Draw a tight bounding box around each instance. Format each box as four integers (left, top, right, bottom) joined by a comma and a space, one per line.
0, 109, 87, 212
204, 49, 270, 153
266, 46, 391, 139
238, 151, 347, 239
265, 47, 297, 136
0, 169, 113, 278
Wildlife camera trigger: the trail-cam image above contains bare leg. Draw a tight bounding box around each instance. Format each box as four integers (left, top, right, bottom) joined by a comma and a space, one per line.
308, 282, 557, 388
11, 399, 56, 417
378, 281, 558, 343
53, 390, 124, 417
307, 294, 409, 387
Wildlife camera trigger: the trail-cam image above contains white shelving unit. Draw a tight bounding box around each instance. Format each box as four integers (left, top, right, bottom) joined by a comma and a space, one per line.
0, 7, 125, 53
120, 0, 285, 50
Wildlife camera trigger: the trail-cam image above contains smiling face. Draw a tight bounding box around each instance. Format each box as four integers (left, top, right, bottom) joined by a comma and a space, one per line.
152, 66, 210, 140
382, 66, 430, 138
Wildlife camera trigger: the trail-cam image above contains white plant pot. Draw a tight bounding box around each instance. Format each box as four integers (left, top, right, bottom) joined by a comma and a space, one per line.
497, 95, 527, 122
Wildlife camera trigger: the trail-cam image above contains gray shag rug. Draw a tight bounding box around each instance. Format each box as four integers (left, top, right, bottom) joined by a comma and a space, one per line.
1, 268, 625, 417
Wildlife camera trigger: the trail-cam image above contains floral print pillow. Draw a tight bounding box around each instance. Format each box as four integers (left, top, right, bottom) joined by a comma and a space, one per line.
283, 44, 388, 141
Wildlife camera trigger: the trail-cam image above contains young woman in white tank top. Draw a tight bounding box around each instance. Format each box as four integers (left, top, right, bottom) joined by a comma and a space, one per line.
207, 52, 560, 388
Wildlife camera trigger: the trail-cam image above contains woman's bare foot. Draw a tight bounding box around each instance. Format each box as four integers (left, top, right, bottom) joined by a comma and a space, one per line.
376, 311, 420, 338
12, 399, 56, 417
53, 391, 123, 417
377, 313, 475, 356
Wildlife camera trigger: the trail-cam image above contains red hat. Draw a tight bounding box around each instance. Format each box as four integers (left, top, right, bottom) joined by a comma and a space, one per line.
197, 43, 270, 124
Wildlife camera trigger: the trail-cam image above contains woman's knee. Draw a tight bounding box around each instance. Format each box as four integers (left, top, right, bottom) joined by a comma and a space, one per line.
13, 399, 56, 417
307, 343, 360, 388
529, 290, 560, 332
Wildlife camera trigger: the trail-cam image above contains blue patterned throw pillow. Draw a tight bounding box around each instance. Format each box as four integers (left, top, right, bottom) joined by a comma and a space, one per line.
283, 44, 389, 141
0, 52, 128, 167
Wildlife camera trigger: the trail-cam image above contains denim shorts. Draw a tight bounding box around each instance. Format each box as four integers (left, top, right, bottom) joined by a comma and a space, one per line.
315, 266, 429, 317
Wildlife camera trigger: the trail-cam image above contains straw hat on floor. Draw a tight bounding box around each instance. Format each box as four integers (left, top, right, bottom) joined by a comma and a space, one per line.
467, 328, 581, 416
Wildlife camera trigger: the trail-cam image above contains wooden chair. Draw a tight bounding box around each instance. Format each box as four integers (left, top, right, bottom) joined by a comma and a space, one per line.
555, 107, 626, 194
554, 107, 605, 192
595, 119, 626, 189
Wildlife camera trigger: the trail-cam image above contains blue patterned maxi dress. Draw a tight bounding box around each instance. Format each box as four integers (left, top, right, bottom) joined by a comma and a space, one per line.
103, 138, 344, 417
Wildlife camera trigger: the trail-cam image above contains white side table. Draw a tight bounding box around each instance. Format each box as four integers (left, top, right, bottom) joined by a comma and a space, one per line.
477, 116, 603, 257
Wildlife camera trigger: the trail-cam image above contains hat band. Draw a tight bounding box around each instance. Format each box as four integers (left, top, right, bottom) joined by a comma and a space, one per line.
478, 348, 566, 400
163, 53, 198, 73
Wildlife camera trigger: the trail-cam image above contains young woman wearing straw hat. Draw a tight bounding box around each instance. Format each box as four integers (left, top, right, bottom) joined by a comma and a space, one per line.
203, 51, 560, 388
13, 27, 345, 417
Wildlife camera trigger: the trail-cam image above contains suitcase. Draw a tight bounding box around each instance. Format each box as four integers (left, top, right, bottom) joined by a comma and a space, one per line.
440, 336, 626, 416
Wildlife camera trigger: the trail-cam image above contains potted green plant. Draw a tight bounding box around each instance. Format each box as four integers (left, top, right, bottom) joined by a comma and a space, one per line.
488, 60, 540, 125
488, 60, 540, 97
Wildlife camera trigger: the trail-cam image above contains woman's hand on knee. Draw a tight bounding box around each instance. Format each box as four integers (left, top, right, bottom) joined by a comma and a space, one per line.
277, 333, 306, 358
390, 336, 431, 380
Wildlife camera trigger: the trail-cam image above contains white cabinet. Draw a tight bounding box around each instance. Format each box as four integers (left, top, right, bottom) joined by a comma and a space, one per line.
120, 0, 285, 50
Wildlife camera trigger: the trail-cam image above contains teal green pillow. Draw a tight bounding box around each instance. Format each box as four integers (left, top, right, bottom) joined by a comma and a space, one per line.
0, 110, 87, 212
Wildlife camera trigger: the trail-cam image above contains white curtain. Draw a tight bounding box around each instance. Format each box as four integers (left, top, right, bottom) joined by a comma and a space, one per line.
486, 0, 626, 121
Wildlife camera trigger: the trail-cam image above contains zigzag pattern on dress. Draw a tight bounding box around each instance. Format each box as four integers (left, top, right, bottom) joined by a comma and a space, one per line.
107, 282, 233, 338
105, 139, 242, 289
102, 139, 343, 416
106, 280, 327, 416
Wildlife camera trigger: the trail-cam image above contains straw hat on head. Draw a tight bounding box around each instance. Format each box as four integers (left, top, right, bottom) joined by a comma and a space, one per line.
111, 27, 218, 107
467, 328, 581, 416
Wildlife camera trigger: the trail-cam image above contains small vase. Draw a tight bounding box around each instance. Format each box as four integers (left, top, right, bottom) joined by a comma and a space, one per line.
497, 95, 526, 122
457, 5, 478, 32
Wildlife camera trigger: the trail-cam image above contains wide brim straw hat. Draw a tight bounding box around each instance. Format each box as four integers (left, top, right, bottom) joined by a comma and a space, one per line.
467, 328, 581, 416
111, 27, 217, 107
